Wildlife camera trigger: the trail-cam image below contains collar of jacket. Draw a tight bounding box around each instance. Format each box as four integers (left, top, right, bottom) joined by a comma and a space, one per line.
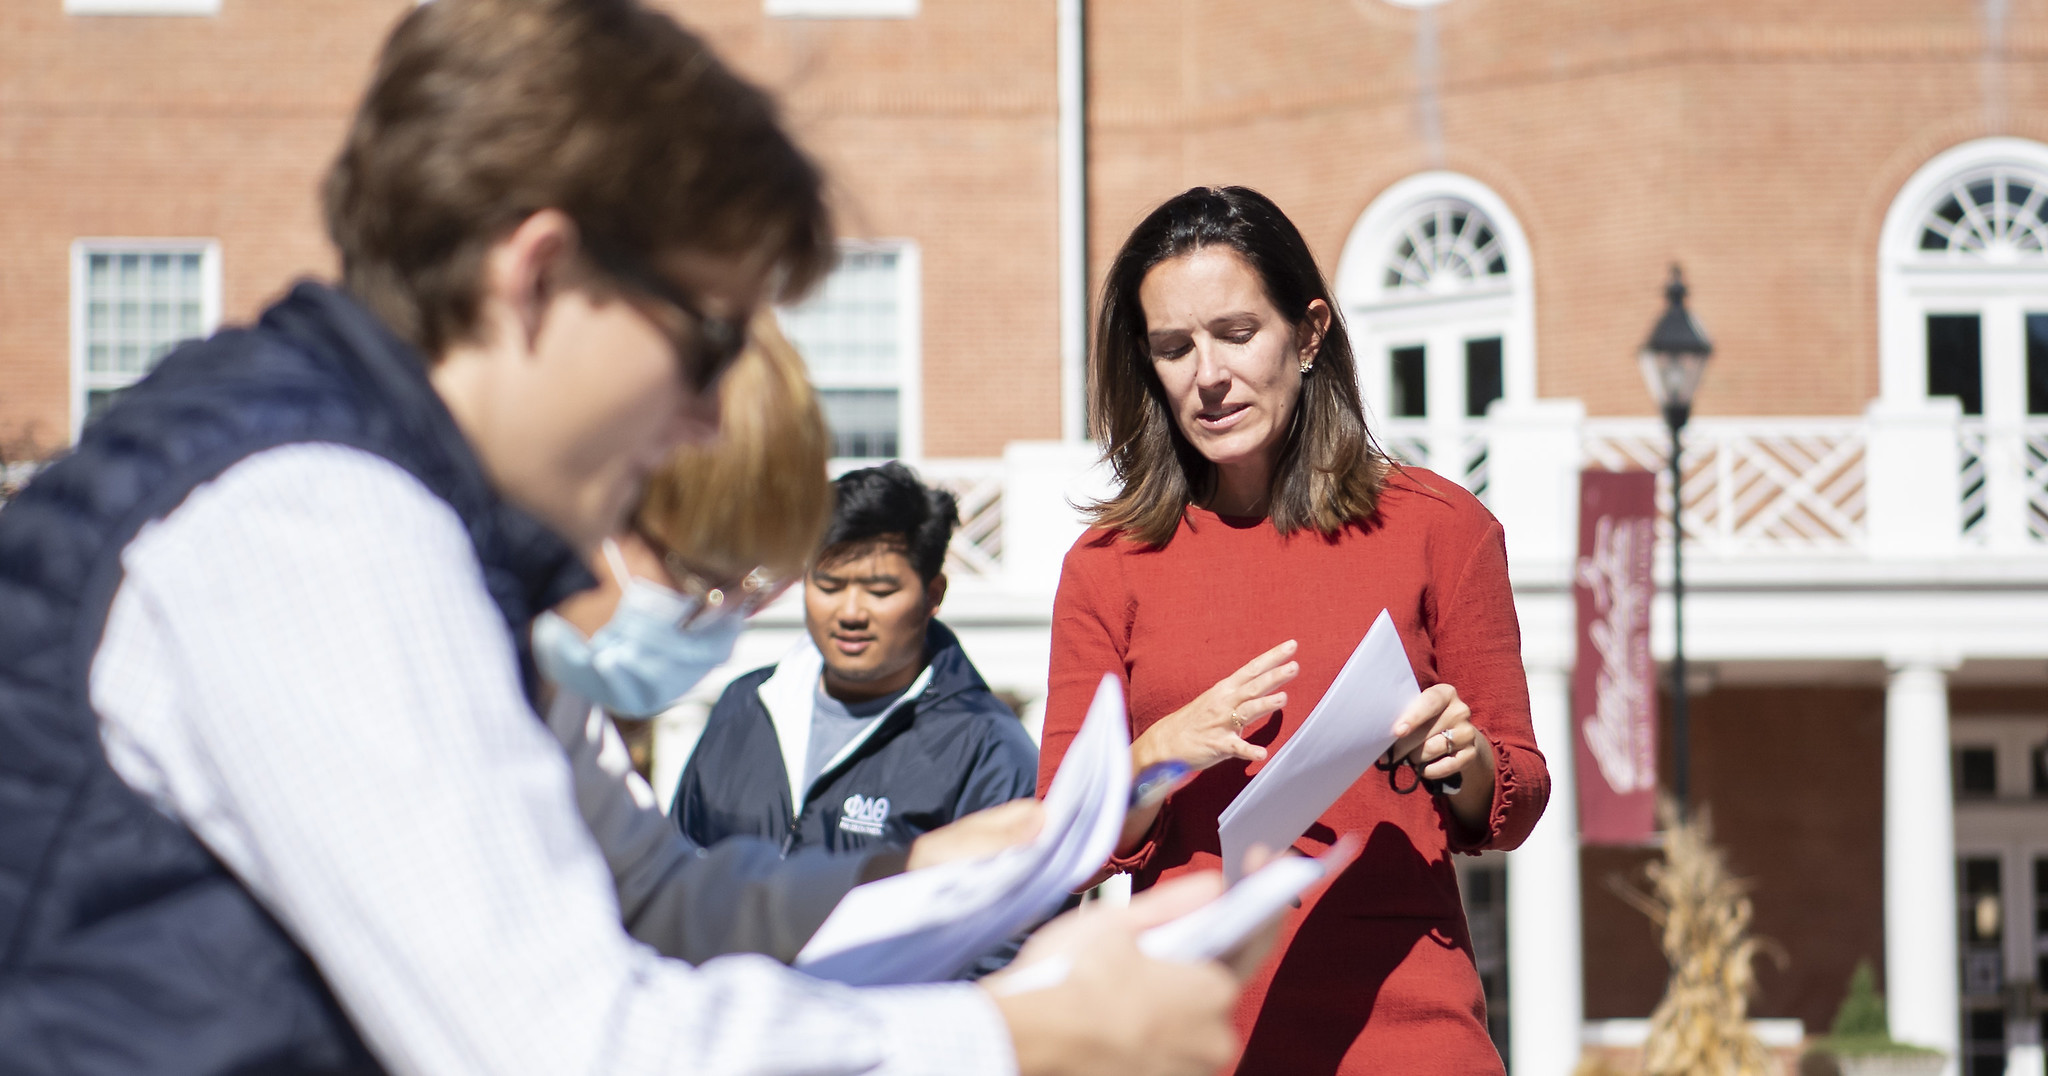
756, 618, 986, 814
261, 282, 598, 676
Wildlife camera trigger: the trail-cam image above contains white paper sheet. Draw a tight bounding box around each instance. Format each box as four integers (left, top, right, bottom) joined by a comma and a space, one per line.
794, 674, 1132, 985
1216, 609, 1418, 881
989, 836, 1363, 995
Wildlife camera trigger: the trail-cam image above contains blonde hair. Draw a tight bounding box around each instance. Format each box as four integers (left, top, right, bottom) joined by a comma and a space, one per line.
636, 316, 832, 581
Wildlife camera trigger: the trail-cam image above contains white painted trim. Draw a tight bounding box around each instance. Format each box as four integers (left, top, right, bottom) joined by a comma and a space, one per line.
1580, 1018, 1807, 1050
764, 0, 916, 17
65, 0, 218, 14
1877, 137, 2048, 404
69, 238, 222, 443
1057, 0, 1087, 443
1335, 171, 1539, 416
896, 240, 924, 460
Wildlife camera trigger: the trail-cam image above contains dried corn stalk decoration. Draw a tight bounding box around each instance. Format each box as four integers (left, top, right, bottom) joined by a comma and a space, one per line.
1609, 799, 1776, 1076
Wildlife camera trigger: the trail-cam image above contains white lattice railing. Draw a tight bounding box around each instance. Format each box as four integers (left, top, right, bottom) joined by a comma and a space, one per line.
1378, 419, 1490, 500
1581, 419, 1868, 557
1959, 418, 2048, 545
918, 458, 1006, 578
2028, 422, 2048, 539
1959, 420, 1990, 541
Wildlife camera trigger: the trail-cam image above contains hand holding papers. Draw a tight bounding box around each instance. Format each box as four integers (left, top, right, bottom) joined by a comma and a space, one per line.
1217, 610, 1420, 881
795, 674, 1133, 985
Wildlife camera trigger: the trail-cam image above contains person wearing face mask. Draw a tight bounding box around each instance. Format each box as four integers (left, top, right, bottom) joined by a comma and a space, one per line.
0, 3, 1267, 1071
530, 321, 1044, 966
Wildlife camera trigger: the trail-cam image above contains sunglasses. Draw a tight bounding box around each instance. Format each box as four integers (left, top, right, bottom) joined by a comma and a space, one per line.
582, 236, 750, 394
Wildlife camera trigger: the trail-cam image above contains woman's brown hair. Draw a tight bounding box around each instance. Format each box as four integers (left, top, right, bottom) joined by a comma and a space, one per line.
323, 0, 833, 359
1086, 186, 1388, 547
636, 316, 832, 584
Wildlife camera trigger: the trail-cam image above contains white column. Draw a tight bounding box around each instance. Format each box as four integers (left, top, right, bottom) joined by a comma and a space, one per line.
1884, 659, 1961, 1073
1510, 662, 1582, 1076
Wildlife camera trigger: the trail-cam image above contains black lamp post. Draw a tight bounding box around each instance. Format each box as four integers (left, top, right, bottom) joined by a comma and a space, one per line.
1638, 265, 1712, 819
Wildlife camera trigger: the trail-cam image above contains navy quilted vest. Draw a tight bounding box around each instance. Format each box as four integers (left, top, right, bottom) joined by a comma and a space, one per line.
0, 282, 593, 1074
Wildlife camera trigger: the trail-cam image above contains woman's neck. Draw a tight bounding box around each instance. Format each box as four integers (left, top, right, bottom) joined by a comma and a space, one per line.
1206, 461, 1274, 518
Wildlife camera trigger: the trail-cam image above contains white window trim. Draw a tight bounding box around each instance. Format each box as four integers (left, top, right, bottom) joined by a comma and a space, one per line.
764, 0, 916, 18
70, 238, 223, 443
1877, 137, 2048, 408
783, 238, 922, 463
1335, 172, 1537, 425
65, 0, 219, 14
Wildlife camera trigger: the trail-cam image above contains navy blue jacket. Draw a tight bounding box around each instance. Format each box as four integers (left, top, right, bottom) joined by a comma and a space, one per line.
673, 621, 1038, 858
0, 283, 593, 1075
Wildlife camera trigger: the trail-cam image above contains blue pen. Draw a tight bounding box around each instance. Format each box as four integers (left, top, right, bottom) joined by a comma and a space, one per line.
1130, 759, 1193, 810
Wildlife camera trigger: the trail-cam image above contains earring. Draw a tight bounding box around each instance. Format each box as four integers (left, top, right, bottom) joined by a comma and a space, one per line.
1298, 359, 1314, 374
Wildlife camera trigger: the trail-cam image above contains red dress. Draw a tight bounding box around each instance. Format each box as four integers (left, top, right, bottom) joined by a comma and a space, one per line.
1038, 468, 1549, 1076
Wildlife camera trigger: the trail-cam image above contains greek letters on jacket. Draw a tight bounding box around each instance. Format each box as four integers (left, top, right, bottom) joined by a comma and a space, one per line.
671, 619, 1039, 858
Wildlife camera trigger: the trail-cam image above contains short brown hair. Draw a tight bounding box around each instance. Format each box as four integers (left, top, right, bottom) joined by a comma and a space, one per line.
323, 0, 832, 357
636, 316, 832, 583
1087, 186, 1388, 547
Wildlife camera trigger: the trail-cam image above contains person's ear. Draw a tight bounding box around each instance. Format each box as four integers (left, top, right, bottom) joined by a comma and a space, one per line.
1296, 298, 1333, 372
479, 208, 579, 355
924, 571, 947, 617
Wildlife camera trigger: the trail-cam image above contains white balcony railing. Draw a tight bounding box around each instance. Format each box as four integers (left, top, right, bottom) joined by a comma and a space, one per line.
919, 457, 1007, 579
1958, 418, 2048, 545
1377, 419, 1490, 500
1582, 418, 1869, 558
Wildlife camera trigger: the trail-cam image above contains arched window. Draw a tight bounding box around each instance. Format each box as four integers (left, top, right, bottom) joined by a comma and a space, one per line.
1879, 139, 2048, 544
1336, 173, 1535, 497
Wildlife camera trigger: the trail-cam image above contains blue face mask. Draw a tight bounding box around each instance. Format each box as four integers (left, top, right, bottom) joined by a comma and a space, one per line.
533, 540, 745, 718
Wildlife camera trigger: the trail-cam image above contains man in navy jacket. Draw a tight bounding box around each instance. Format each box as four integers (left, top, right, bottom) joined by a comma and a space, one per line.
673, 463, 1038, 862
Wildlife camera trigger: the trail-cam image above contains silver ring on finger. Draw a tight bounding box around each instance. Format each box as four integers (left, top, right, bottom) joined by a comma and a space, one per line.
1435, 729, 1455, 756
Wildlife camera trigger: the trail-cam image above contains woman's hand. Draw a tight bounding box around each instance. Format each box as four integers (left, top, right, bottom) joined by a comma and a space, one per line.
1112, 641, 1297, 858
1131, 639, 1299, 775
1385, 683, 1497, 836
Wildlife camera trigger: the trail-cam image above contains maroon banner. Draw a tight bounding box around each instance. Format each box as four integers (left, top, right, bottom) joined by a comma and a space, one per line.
1572, 470, 1659, 845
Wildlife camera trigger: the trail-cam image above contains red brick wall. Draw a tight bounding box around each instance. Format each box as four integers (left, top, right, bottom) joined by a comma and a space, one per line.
9, 1, 2048, 457
1085, 0, 2048, 422
0, 0, 405, 457
679, 0, 1062, 457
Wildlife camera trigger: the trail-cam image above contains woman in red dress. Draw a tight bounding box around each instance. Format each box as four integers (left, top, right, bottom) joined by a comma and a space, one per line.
1039, 186, 1550, 1075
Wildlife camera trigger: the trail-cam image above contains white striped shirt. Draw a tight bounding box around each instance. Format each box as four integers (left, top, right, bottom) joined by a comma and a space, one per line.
91, 443, 1015, 1076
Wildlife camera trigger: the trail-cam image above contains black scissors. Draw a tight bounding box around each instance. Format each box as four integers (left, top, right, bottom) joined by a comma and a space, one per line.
1375, 750, 1463, 797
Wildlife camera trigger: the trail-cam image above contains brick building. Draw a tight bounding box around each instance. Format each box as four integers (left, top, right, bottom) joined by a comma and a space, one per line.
6, 2, 2048, 1075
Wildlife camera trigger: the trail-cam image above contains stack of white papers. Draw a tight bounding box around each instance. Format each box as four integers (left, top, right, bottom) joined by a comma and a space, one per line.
1217, 610, 1419, 881
989, 836, 1363, 996
794, 674, 1132, 986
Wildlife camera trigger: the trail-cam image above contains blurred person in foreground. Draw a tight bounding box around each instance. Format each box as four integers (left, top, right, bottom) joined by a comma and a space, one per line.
670, 461, 1038, 974
534, 319, 1041, 966
0, 3, 1260, 1072
1040, 186, 1551, 1075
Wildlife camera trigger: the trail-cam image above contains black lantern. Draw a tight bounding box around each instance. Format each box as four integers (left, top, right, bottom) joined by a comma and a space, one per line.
1640, 265, 1711, 818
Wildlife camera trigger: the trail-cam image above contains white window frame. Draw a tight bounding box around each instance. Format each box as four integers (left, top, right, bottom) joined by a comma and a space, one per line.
70, 238, 222, 442
1878, 138, 2048, 547
1334, 172, 1536, 489
764, 0, 916, 18
1878, 138, 2048, 410
779, 238, 922, 463
65, 0, 219, 14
